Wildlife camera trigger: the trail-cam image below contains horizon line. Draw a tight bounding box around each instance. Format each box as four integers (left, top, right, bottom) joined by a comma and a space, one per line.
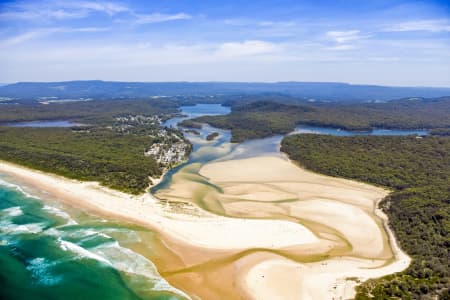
2, 80, 450, 89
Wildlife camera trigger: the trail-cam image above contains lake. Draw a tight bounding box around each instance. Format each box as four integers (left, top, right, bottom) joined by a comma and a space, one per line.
294, 125, 428, 136
5, 120, 82, 127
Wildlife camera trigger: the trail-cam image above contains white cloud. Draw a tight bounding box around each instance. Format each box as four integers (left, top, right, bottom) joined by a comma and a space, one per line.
257, 21, 295, 27
0, 1, 129, 21
0, 8, 87, 20
224, 18, 295, 28
133, 13, 192, 25
1, 39, 449, 86
324, 30, 369, 51
0, 27, 109, 46
0, 30, 50, 46
70, 1, 130, 15
326, 44, 357, 51
215, 40, 278, 57
326, 30, 364, 43
384, 20, 450, 32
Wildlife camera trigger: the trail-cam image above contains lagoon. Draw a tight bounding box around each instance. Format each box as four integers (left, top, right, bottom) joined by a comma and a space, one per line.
5, 120, 82, 127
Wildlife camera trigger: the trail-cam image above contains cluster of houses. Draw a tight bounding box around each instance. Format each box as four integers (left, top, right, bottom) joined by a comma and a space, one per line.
114, 114, 191, 168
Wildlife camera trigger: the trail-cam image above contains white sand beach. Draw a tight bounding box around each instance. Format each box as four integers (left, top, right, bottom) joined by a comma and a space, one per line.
0, 160, 318, 250
0, 155, 410, 300
198, 156, 411, 299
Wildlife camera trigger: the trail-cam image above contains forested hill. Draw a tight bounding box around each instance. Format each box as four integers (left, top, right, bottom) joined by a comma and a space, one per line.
1, 80, 449, 102
184, 97, 450, 142
281, 134, 450, 299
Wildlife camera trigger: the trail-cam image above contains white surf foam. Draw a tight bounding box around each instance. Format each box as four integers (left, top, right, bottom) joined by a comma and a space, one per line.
91, 241, 191, 299
0, 220, 45, 234
58, 237, 112, 266
27, 257, 63, 286
1, 206, 23, 217
42, 205, 78, 225
0, 178, 39, 199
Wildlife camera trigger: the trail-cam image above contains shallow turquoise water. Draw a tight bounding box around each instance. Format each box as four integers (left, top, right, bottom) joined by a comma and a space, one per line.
0, 178, 187, 300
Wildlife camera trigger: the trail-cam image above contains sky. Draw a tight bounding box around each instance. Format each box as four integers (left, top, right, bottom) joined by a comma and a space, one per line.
0, 0, 449, 86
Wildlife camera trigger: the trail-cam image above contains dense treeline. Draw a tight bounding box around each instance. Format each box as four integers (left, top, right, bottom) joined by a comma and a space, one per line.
281, 135, 450, 299
206, 132, 219, 141
187, 98, 450, 142
0, 127, 161, 194
0, 99, 192, 193
430, 128, 450, 136
0, 99, 179, 124
182, 101, 314, 142
310, 97, 450, 131
2, 80, 450, 101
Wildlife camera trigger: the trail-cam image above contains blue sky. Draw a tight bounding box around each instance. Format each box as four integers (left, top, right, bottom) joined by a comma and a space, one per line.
0, 0, 449, 86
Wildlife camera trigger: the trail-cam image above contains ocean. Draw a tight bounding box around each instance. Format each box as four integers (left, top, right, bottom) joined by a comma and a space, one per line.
0, 177, 187, 300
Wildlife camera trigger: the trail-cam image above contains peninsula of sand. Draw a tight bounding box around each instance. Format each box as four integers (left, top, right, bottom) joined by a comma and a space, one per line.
0, 156, 410, 300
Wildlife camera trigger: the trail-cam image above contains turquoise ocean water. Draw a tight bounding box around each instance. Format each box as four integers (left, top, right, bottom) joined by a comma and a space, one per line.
0, 177, 188, 300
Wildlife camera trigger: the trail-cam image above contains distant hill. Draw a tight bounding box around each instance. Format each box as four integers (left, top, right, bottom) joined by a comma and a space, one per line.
0, 80, 449, 102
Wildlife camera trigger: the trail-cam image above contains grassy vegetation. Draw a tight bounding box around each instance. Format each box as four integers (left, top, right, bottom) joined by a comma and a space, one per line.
281, 134, 450, 299
188, 98, 450, 142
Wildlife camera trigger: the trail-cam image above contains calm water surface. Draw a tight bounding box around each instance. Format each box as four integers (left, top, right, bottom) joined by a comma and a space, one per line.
294, 125, 428, 136
5, 120, 81, 127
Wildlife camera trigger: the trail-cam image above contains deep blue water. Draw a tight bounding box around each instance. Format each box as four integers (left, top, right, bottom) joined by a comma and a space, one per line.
163, 104, 231, 128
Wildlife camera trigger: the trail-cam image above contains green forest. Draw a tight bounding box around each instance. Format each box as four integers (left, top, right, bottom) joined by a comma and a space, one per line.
0, 99, 189, 194
186, 98, 450, 142
0, 127, 161, 194
281, 134, 450, 299
0, 99, 179, 124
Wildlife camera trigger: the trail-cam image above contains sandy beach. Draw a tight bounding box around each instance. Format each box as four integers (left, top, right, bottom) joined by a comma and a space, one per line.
198, 156, 411, 299
0, 156, 410, 300
0, 161, 317, 250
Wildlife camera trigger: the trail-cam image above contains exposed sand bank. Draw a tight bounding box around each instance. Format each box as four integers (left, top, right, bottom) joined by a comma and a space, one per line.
1, 154, 410, 300
196, 156, 410, 299
0, 161, 318, 250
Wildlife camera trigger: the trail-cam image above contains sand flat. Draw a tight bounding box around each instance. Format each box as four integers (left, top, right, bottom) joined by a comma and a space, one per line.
0, 160, 318, 251
1, 154, 410, 300
197, 155, 410, 299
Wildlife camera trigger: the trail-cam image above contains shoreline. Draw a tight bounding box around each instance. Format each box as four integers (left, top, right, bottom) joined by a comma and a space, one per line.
0, 157, 411, 299
0, 160, 318, 250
